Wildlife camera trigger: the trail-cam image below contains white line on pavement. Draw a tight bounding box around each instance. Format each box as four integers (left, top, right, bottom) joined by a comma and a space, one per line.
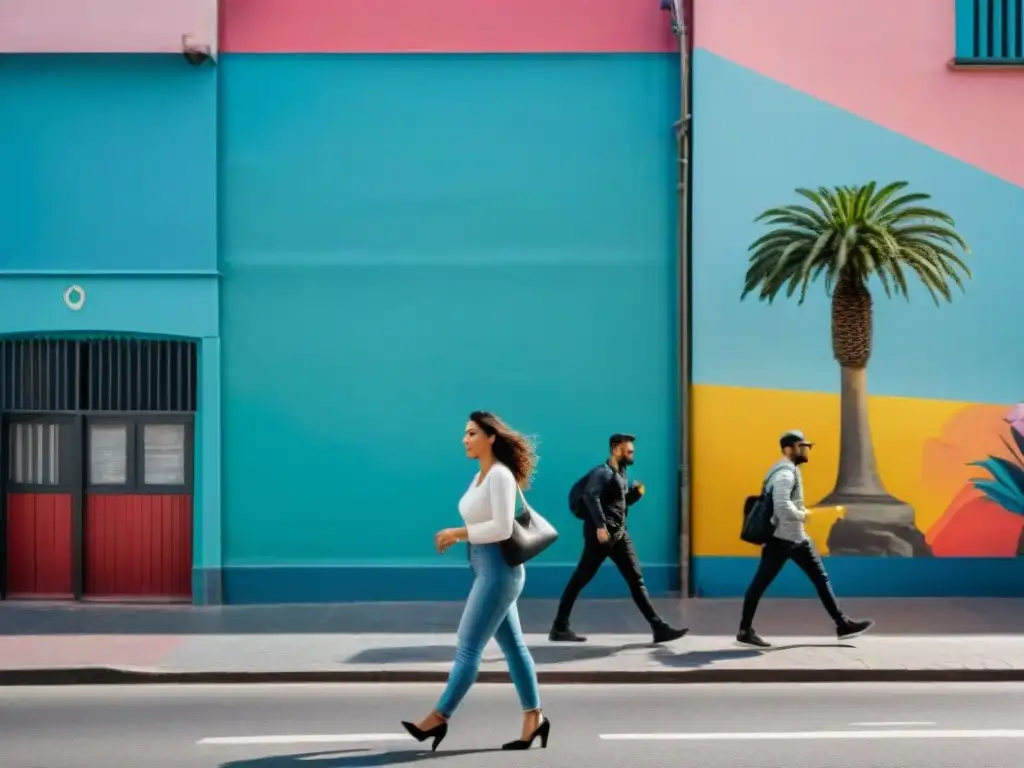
600, 729, 1024, 742
850, 721, 936, 727
197, 734, 413, 746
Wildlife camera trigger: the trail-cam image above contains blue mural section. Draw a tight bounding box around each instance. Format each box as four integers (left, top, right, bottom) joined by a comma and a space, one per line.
218, 54, 680, 601
690, 50, 1024, 406
0, 55, 217, 273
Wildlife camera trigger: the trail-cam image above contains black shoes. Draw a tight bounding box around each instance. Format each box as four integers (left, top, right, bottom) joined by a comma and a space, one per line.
400, 720, 448, 752
403, 717, 553, 752
652, 622, 689, 644
551, 623, 688, 644
735, 618, 875, 649
837, 618, 875, 640
502, 717, 552, 750
735, 628, 771, 648
548, 626, 587, 643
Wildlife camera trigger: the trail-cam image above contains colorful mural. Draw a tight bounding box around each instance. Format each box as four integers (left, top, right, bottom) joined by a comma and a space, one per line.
690, 0, 1024, 596
693, 388, 1024, 557
738, 182, 971, 558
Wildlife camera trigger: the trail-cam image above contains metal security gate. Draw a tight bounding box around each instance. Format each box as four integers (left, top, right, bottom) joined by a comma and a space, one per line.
0, 338, 197, 601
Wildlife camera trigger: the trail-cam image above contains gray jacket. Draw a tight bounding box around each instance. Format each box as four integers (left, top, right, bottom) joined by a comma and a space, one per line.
765, 459, 809, 544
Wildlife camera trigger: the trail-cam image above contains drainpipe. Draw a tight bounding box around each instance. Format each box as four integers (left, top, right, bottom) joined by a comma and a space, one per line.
664, 0, 693, 597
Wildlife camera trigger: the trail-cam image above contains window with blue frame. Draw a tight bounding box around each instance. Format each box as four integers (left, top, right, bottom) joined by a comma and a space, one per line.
955, 0, 1024, 64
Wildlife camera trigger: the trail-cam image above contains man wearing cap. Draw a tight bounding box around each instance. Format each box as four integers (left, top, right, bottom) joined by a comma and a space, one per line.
736, 430, 875, 648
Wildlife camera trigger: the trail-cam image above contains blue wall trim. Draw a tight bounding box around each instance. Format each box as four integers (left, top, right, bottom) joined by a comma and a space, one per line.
694, 556, 1024, 598
192, 337, 223, 605
0, 274, 219, 338
217, 563, 679, 604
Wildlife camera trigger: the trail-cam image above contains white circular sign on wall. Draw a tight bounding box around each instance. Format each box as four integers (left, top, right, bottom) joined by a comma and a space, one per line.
63, 284, 86, 311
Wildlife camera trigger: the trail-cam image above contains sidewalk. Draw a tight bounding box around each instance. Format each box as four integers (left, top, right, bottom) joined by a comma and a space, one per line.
2, 598, 1024, 684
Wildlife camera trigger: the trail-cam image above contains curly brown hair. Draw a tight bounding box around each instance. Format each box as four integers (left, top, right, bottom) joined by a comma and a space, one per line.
469, 410, 537, 489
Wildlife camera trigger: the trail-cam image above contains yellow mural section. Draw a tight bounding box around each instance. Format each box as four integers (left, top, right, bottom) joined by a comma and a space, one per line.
692, 384, 1011, 556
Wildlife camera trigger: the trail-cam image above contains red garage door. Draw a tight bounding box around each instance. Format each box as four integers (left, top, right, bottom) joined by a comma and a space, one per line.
84, 418, 193, 601
4, 418, 79, 599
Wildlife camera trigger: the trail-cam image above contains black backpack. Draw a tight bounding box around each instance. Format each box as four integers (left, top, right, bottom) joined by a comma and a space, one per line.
567, 465, 604, 519
740, 468, 783, 545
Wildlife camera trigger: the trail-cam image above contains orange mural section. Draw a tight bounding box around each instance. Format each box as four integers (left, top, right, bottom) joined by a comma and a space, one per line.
692, 384, 1021, 557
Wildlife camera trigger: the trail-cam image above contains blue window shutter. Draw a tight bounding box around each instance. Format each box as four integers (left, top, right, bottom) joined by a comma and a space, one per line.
955, 0, 1024, 63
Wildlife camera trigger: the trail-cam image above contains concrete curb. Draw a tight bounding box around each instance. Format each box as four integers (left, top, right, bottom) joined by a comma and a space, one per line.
5, 667, 1024, 685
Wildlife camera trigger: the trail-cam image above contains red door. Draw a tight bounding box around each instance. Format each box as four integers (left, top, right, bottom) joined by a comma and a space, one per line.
83, 418, 192, 601
3, 417, 80, 599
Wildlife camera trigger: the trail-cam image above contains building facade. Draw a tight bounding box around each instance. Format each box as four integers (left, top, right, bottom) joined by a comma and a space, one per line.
2, 0, 1021, 605
0, 0, 681, 604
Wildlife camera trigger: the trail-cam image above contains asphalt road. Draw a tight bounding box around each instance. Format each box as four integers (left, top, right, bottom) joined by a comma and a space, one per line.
4, 682, 1024, 767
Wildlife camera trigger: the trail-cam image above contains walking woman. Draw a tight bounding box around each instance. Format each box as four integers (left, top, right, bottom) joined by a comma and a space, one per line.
402, 410, 549, 752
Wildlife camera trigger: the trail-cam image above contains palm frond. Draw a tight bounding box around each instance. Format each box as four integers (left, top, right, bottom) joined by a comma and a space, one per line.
741, 181, 973, 305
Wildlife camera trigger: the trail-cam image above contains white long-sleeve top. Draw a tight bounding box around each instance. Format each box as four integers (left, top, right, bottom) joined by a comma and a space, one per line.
459, 462, 517, 544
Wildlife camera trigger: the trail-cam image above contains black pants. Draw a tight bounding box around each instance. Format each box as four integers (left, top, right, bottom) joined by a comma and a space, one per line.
554, 527, 661, 628
739, 537, 846, 631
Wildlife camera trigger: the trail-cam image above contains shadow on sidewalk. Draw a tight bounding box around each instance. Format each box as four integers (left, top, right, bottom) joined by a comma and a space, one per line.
221, 748, 503, 767
345, 641, 853, 670
345, 642, 655, 666
650, 643, 854, 669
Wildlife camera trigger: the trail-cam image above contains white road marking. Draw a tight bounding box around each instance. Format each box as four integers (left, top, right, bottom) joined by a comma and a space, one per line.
600, 729, 1024, 741
197, 734, 413, 746
850, 721, 936, 727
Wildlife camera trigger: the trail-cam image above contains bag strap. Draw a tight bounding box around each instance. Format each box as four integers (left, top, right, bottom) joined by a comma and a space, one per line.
516, 484, 529, 512
762, 467, 785, 495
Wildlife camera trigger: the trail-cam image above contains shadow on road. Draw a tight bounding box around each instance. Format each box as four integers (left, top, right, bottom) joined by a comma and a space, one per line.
221, 748, 503, 767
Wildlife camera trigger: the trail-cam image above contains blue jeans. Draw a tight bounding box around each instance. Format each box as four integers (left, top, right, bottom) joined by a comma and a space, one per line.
436, 543, 541, 718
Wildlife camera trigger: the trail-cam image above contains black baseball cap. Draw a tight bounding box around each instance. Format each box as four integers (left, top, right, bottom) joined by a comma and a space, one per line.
780, 430, 813, 449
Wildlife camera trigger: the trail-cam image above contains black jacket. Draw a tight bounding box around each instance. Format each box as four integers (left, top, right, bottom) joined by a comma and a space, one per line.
582, 461, 643, 532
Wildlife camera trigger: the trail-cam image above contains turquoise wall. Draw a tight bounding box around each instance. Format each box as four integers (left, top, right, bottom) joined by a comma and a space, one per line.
0, 55, 217, 272
219, 54, 681, 601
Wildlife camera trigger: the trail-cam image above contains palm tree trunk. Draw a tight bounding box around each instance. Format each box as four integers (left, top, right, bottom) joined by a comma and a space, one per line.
817, 365, 915, 526
833, 366, 885, 495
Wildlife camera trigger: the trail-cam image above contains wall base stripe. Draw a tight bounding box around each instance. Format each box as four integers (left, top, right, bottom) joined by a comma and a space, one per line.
693, 556, 1024, 598
208, 564, 679, 604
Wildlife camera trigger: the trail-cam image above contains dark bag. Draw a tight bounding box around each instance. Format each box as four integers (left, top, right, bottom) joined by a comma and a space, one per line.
501, 486, 560, 566
567, 465, 603, 519
740, 469, 782, 545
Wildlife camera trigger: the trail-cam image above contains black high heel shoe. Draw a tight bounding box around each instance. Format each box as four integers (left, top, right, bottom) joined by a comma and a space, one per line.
501, 717, 551, 750
400, 720, 448, 752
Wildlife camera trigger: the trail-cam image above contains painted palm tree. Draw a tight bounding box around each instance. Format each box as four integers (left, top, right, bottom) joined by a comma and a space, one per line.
741, 181, 971, 556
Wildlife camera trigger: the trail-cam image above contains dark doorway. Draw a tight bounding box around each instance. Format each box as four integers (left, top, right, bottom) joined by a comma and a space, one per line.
0, 338, 197, 602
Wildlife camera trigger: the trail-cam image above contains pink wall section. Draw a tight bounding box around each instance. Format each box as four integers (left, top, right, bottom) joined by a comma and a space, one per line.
0, 0, 216, 54
696, 0, 1024, 187
221, 0, 675, 53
